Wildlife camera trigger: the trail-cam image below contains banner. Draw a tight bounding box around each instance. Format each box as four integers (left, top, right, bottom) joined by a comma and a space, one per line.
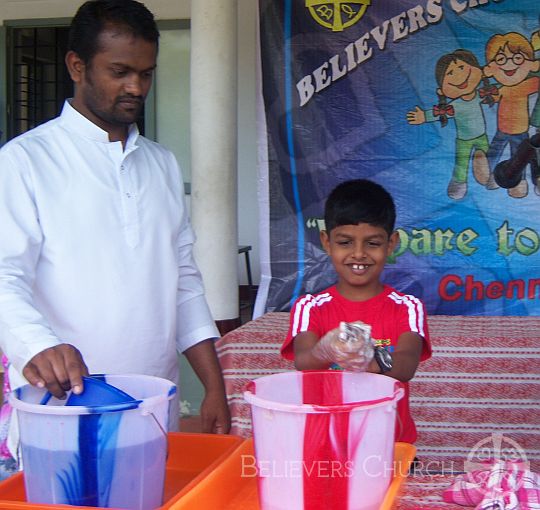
256, 0, 540, 316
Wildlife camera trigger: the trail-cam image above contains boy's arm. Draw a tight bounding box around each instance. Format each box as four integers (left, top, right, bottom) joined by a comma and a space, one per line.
366, 331, 424, 382
293, 331, 332, 370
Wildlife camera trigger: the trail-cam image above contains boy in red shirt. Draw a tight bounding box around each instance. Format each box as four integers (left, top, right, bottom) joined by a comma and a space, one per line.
281, 179, 431, 443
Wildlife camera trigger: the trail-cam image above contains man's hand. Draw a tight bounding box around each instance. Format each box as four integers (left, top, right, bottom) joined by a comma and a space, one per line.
183, 339, 231, 434
22, 344, 89, 399
200, 388, 231, 434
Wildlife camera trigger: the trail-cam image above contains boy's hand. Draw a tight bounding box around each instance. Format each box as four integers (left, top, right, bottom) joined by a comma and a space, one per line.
312, 322, 374, 372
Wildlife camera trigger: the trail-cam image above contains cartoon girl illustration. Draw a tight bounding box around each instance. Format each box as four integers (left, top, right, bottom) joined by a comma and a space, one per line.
483, 32, 540, 198
407, 49, 492, 200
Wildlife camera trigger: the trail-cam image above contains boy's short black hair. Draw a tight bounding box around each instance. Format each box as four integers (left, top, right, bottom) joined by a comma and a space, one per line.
324, 179, 396, 235
68, 0, 159, 64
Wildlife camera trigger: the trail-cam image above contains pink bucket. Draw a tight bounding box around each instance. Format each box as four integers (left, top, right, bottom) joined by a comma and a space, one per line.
244, 371, 404, 510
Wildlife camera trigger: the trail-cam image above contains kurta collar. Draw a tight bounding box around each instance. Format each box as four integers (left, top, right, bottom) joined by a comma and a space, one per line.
59, 100, 140, 148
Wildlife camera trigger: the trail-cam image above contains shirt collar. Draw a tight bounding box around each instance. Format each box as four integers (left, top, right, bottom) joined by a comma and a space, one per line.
60, 100, 140, 147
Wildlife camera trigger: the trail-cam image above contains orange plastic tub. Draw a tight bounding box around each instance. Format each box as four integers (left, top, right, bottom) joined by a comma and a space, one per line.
0, 432, 244, 509
173, 440, 416, 510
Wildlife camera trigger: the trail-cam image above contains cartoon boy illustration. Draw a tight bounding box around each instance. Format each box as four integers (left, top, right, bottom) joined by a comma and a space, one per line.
407, 49, 491, 200
483, 32, 540, 198
532, 25, 540, 134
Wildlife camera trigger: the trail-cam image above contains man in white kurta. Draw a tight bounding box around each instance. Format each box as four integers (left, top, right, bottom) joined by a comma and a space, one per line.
0, 0, 230, 468
0, 100, 218, 391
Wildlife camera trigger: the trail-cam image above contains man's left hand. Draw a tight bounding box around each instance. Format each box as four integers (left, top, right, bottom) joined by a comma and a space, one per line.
200, 389, 231, 434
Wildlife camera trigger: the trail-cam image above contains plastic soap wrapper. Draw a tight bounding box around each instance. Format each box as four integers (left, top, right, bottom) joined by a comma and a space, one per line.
338, 321, 374, 360
339, 321, 372, 345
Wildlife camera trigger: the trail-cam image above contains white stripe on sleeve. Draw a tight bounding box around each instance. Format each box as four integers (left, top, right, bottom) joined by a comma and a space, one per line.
388, 292, 425, 337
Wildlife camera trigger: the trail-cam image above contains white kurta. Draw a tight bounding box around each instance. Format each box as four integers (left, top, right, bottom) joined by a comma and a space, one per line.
0, 101, 219, 392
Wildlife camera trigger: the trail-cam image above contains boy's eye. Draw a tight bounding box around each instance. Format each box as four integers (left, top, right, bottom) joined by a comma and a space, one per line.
368, 241, 382, 247
336, 240, 352, 246
112, 69, 127, 77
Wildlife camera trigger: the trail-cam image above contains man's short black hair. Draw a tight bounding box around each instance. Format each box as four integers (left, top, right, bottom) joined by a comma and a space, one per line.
324, 179, 396, 236
68, 0, 159, 64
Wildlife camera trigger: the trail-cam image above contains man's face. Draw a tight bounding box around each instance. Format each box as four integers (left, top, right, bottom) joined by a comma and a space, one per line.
69, 27, 157, 137
440, 59, 482, 100
484, 44, 538, 86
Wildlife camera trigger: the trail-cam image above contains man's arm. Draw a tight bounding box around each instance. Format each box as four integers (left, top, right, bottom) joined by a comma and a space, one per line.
173, 168, 230, 433
0, 149, 88, 396
183, 339, 231, 434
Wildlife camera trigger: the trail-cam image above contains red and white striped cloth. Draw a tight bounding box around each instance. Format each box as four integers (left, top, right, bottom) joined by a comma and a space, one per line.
216, 312, 540, 477
408, 315, 540, 475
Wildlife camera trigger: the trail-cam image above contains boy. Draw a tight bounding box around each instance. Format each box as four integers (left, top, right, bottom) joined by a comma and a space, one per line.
281, 179, 431, 443
483, 32, 540, 198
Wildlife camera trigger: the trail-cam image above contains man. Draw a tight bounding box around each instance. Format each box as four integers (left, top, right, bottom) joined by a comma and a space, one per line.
0, 0, 230, 469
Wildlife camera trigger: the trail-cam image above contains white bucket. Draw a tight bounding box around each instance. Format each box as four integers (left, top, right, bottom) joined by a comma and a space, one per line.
10, 373, 176, 509
244, 371, 404, 510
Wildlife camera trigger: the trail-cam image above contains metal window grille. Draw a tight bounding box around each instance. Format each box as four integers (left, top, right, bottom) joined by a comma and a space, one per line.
7, 26, 72, 139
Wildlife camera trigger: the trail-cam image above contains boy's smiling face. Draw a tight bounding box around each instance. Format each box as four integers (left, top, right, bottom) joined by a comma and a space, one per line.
440, 58, 483, 99
321, 223, 398, 301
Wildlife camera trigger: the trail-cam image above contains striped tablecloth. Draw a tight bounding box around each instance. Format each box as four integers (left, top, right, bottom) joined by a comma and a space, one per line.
215, 312, 540, 485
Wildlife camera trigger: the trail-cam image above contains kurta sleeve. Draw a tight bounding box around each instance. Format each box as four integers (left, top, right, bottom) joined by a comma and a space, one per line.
0, 148, 60, 374
174, 169, 220, 353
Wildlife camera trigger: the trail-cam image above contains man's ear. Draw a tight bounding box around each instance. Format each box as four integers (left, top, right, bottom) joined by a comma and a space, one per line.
320, 230, 331, 255
65, 50, 85, 84
532, 59, 540, 73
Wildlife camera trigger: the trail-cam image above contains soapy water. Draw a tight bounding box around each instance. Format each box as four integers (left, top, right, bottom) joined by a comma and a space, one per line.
21, 436, 166, 509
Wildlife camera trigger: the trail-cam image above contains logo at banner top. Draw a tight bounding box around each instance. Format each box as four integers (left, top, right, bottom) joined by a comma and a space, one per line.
306, 0, 371, 32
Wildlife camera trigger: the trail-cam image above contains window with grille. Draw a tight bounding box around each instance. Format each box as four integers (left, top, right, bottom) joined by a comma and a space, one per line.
7, 26, 72, 139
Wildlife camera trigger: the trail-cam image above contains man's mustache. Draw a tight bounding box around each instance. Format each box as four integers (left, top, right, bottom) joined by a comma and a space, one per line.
116, 96, 144, 104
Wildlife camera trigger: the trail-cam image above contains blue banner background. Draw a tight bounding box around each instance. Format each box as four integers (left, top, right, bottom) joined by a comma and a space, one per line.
259, 0, 540, 315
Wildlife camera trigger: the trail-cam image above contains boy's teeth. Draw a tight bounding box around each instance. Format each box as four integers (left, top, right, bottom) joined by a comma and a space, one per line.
352, 264, 366, 270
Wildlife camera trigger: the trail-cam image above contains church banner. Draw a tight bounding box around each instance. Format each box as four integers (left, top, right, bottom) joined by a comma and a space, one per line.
256, 0, 540, 316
